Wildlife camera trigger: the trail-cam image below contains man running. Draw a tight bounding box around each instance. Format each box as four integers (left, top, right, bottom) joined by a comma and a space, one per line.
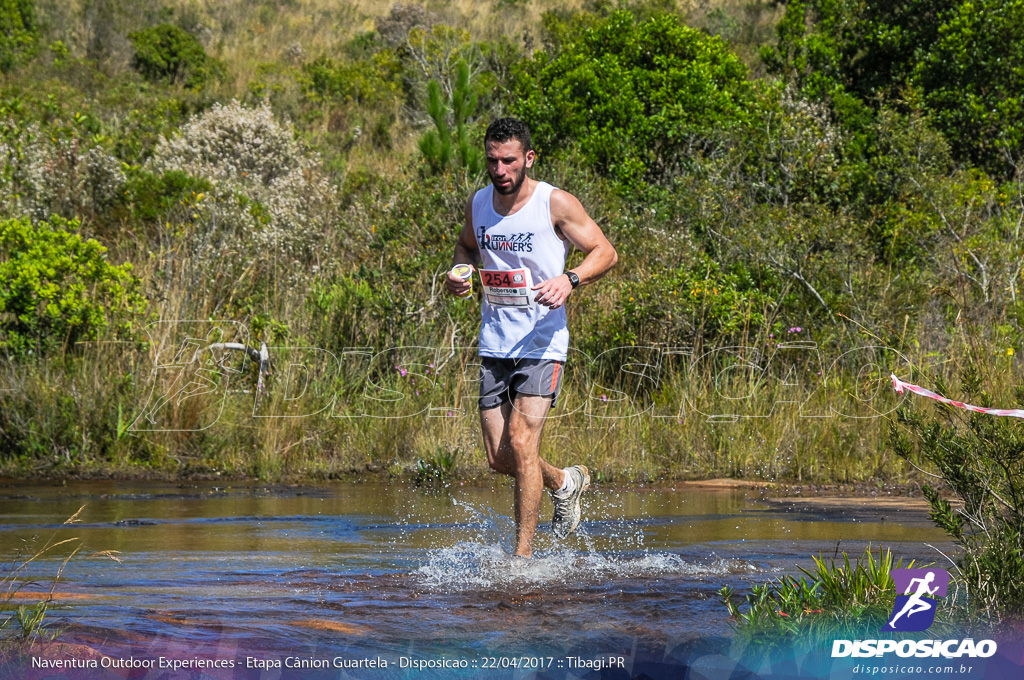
445, 118, 618, 558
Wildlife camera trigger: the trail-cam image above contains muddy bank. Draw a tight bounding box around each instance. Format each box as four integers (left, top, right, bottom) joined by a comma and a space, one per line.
664, 478, 945, 526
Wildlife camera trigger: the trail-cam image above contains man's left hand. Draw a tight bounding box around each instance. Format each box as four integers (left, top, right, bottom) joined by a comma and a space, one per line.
532, 275, 573, 309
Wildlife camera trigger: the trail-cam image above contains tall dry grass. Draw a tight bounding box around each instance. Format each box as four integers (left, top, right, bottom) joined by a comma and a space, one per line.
1, 296, 1012, 486
101, 335, 924, 483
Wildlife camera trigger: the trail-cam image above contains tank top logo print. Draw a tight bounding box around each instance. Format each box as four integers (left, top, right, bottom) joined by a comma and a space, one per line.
477, 227, 534, 253
472, 181, 569, 360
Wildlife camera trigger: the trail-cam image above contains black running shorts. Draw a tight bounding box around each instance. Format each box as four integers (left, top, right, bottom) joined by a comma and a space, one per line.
478, 357, 565, 410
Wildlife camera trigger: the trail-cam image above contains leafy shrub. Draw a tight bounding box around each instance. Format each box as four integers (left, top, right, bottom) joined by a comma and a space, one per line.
860, 109, 952, 258
149, 100, 312, 185
914, 0, 1024, 172
307, 170, 475, 351
375, 3, 437, 49
763, 0, 1024, 175
299, 52, 401, 108
917, 170, 1024, 312
103, 89, 196, 166
123, 168, 213, 223
0, 0, 37, 73
582, 254, 774, 350
399, 23, 501, 117
147, 101, 334, 314
1, 124, 125, 223
515, 9, 754, 188
890, 367, 1024, 623
0, 98, 126, 224
0, 216, 147, 358
128, 24, 224, 89
307, 271, 404, 351
737, 82, 847, 208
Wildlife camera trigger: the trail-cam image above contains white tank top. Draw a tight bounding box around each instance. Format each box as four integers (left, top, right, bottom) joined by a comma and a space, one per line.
472, 181, 570, 360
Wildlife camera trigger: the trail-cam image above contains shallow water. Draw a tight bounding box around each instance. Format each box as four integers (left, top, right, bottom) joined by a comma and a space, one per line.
0, 480, 951, 666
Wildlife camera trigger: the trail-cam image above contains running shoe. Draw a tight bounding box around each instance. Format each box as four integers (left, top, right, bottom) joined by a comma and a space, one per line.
551, 465, 591, 539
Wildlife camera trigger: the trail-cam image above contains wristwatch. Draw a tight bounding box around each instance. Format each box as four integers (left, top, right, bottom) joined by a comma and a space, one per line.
565, 271, 580, 289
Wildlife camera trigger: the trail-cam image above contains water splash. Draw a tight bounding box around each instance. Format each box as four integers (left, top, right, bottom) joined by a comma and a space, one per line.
413, 497, 762, 593
415, 542, 761, 592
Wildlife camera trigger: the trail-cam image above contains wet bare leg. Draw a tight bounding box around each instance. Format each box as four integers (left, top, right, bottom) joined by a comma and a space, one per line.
480, 396, 564, 557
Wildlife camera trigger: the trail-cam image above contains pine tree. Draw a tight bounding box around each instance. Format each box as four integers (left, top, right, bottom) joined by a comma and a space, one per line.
418, 59, 483, 175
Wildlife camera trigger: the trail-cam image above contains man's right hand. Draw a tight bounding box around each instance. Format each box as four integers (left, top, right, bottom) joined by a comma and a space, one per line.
446, 265, 474, 297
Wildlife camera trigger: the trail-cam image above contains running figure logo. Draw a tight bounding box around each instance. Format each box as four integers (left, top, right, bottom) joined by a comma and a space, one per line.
883, 568, 950, 632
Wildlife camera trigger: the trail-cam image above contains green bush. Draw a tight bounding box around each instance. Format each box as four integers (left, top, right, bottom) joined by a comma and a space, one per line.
299, 51, 401, 107
763, 0, 1024, 175
307, 170, 476, 352
890, 367, 1024, 623
727, 81, 852, 209
0, 216, 147, 358
914, 0, 1024, 172
123, 168, 213, 223
398, 24, 488, 110
515, 9, 754, 188
128, 24, 224, 89
583, 254, 775, 350
0, 0, 37, 73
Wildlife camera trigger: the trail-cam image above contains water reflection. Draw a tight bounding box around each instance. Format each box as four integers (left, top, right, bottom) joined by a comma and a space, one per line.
0, 480, 950, 659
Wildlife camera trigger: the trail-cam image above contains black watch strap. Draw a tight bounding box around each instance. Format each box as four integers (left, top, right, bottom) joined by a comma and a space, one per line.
565, 271, 580, 289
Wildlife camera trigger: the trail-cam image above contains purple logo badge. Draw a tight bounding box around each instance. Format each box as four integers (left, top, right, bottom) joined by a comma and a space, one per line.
882, 568, 950, 632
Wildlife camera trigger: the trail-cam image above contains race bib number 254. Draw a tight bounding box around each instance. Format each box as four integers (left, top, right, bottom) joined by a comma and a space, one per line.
480, 268, 533, 308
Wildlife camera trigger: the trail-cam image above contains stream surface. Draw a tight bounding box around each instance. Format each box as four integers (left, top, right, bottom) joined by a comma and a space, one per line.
0, 480, 952, 677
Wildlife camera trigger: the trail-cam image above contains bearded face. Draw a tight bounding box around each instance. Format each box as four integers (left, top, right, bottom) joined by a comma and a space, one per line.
485, 140, 534, 195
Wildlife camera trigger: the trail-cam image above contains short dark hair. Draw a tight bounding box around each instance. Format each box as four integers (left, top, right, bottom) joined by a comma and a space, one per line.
484, 117, 532, 152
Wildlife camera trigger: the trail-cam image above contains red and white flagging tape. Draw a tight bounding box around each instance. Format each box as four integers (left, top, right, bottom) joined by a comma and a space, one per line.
891, 373, 1024, 419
